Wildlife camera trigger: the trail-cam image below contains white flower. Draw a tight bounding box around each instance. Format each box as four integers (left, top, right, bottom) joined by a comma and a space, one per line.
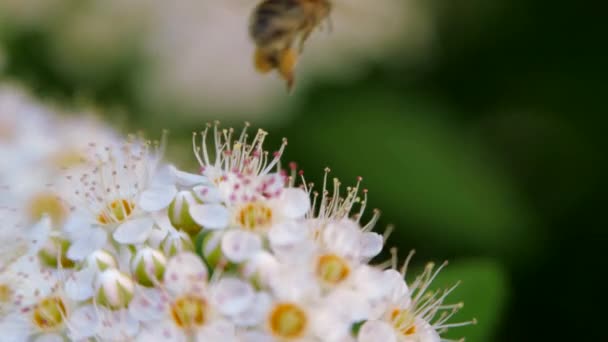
256, 270, 364, 342
0, 84, 117, 208
358, 257, 476, 342
187, 124, 310, 263
0, 258, 83, 341
61, 135, 177, 259
0, 211, 52, 267
190, 123, 288, 205
1, 123, 473, 341
129, 252, 251, 341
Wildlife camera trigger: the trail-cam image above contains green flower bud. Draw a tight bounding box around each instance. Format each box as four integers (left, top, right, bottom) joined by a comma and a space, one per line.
197, 230, 222, 270
131, 248, 167, 287
85, 249, 117, 272
168, 191, 202, 235
96, 269, 134, 310
38, 237, 75, 269
161, 231, 194, 257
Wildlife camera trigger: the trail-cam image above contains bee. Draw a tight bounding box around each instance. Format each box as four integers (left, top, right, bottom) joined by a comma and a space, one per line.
249, 0, 332, 92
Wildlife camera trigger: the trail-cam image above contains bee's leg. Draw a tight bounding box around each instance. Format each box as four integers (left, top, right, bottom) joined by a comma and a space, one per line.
278, 47, 297, 92
254, 47, 275, 74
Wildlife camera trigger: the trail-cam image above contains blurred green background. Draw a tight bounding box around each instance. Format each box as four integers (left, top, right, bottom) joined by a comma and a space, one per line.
1, 0, 606, 340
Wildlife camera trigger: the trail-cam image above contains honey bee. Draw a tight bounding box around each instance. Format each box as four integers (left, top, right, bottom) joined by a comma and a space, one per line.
249, 0, 332, 92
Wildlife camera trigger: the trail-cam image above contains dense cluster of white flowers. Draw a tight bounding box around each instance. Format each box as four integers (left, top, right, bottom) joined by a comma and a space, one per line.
1, 99, 474, 340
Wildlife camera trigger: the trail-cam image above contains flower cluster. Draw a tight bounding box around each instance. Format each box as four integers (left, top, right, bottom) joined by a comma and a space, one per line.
1, 120, 474, 341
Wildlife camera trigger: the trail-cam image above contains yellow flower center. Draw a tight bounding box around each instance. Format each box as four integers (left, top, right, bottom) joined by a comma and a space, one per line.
268, 302, 308, 339
32, 297, 67, 332
97, 199, 135, 225
236, 202, 273, 232
27, 192, 68, 227
390, 308, 416, 336
0, 283, 12, 317
0, 284, 11, 303
170, 295, 207, 331
49, 150, 87, 169
316, 254, 350, 285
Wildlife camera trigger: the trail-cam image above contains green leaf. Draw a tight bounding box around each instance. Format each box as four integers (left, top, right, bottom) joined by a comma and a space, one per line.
286, 92, 537, 256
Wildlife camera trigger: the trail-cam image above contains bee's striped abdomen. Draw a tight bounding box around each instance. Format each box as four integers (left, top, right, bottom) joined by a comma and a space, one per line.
249, 0, 302, 46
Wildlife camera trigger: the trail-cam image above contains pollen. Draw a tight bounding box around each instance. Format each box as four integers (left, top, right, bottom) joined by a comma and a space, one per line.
390, 309, 416, 336
236, 202, 273, 232
97, 199, 135, 225
268, 302, 308, 339
32, 297, 67, 332
0, 284, 11, 303
0, 283, 12, 317
170, 295, 207, 331
316, 254, 350, 285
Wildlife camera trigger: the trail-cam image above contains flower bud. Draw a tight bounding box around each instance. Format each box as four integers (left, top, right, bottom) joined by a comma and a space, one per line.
168, 191, 202, 235
85, 249, 117, 273
196, 230, 223, 270
96, 269, 135, 310
161, 231, 194, 257
131, 248, 167, 287
38, 237, 75, 268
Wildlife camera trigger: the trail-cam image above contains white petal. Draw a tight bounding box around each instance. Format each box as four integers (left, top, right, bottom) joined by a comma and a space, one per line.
170, 165, 208, 187
360, 232, 384, 259
324, 289, 370, 322
34, 333, 64, 342
211, 278, 255, 316
65, 267, 95, 301
67, 229, 107, 260
136, 322, 185, 342
414, 318, 441, 342
354, 266, 390, 297
197, 319, 236, 342
239, 331, 274, 342
383, 269, 410, 304
28, 217, 52, 251
221, 230, 262, 263
189, 204, 229, 229
96, 309, 139, 341
63, 213, 92, 238
269, 267, 320, 301
323, 220, 362, 258
241, 252, 280, 286
358, 321, 397, 342
193, 185, 223, 203
113, 217, 155, 244
278, 188, 310, 218
138, 184, 177, 212
68, 305, 98, 340
129, 288, 167, 322
148, 212, 172, 247
231, 292, 272, 327
268, 221, 308, 247
164, 252, 208, 294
